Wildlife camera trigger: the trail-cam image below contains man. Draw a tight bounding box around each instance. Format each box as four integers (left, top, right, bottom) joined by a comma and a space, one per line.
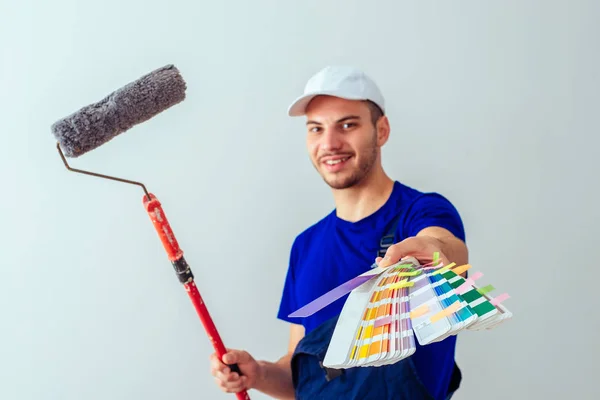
210, 66, 469, 399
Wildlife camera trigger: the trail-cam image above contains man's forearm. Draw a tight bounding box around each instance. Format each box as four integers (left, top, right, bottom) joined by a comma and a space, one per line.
253, 354, 295, 400
437, 235, 468, 264
435, 235, 469, 276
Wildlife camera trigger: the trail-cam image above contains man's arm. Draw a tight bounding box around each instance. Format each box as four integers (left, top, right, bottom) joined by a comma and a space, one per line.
417, 226, 469, 269
253, 228, 465, 400
211, 324, 304, 400
378, 226, 469, 277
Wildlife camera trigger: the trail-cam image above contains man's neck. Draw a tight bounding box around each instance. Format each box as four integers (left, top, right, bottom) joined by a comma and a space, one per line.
332, 170, 395, 222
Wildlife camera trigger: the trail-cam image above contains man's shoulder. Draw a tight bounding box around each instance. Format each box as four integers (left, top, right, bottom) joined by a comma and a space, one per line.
391, 180, 442, 212
393, 180, 426, 200
392, 180, 466, 241
393, 180, 458, 208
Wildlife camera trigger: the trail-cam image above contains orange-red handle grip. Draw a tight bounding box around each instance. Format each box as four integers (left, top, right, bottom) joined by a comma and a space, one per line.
143, 193, 183, 261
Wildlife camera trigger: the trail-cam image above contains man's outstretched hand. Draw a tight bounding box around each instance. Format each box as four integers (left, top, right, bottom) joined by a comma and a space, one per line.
375, 235, 452, 268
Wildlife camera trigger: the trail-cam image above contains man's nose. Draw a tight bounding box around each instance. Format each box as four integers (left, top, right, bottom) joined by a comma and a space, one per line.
320, 129, 343, 151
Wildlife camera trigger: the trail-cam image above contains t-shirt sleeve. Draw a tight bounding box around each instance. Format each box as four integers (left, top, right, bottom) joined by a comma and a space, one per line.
402, 192, 466, 242
276, 237, 301, 324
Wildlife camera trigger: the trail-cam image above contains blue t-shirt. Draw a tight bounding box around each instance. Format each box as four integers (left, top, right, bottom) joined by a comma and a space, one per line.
277, 181, 466, 400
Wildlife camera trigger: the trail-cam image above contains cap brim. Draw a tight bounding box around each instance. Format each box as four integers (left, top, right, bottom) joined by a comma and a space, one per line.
287, 91, 369, 116
287, 93, 318, 116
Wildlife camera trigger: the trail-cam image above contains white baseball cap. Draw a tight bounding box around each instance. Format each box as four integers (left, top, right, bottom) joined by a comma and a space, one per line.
287, 65, 385, 116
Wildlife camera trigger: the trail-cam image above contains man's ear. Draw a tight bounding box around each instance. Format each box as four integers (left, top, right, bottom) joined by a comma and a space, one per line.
377, 115, 391, 146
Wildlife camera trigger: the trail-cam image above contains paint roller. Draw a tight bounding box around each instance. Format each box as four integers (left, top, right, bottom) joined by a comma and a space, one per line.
51, 64, 251, 400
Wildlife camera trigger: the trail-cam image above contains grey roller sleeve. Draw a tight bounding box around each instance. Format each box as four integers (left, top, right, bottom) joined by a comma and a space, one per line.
51, 64, 187, 158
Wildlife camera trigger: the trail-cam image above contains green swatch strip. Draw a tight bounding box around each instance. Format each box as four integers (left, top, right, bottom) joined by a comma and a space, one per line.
441, 270, 497, 317
477, 285, 495, 296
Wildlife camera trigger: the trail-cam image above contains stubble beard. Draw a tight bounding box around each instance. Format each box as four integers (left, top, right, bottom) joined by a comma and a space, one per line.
315, 132, 379, 190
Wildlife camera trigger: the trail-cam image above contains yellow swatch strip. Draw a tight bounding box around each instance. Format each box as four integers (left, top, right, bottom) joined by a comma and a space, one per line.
433, 251, 440, 265
363, 325, 374, 339
430, 301, 462, 323
432, 262, 456, 275
359, 344, 370, 359
388, 279, 414, 289
355, 325, 363, 340
396, 270, 422, 277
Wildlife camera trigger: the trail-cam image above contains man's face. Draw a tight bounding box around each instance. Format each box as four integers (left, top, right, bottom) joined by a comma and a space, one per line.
305, 96, 384, 190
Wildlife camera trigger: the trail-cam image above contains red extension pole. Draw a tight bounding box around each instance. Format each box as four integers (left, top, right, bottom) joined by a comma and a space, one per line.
143, 193, 251, 400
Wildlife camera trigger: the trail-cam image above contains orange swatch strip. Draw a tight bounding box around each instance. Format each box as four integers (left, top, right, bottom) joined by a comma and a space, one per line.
430, 301, 462, 323
410, 304, 430, 319
451, 264, 472, 276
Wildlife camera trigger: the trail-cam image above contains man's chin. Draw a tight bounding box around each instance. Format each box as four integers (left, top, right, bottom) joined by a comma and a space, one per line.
321, 174, 361, 190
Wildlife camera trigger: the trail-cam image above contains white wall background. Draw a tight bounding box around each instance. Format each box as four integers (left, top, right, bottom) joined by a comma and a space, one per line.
1, 1, 599, 399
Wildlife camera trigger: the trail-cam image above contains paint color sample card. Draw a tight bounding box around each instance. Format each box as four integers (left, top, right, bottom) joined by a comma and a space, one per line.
408, 270, 453, 345
319, 257, 512, 369
324, 270, 385, 368
427, 270, 478, 337
439, 268, 512, 330
324, 262, 417, 368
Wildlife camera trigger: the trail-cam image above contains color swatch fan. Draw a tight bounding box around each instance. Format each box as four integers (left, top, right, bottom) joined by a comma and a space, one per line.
288, 255, 512, 369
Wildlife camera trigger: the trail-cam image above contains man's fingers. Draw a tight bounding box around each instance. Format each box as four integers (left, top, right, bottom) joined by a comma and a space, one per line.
378, 246, 411, 268
215, 376, 248, 393
227, 375, 248, 392
213, 364, 246, 393
210, 350, 248, 370
209, 353, 227, 375
223, 349, 251, 365
379, 237, 444, 267
222, 352, 237, 365
215, 369, 241, 383
387, 238, 419, 259
211, 349, 257, 393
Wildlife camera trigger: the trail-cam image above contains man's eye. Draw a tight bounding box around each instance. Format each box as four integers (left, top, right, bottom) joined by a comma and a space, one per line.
343, 123, 355, 129
309, 127, 321, 133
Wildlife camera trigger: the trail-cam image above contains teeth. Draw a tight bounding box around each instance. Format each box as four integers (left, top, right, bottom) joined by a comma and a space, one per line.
326, 158, 347, 165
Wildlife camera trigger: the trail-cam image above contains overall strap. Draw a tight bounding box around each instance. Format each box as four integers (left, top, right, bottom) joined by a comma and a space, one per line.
314, 213, 406, 380
376, 212, 403, 260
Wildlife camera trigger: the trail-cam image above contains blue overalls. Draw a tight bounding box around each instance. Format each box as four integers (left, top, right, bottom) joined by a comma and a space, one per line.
289, 214, 462, 399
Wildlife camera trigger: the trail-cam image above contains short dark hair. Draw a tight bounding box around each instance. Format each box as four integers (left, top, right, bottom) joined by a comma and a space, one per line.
364, 100, 384, 126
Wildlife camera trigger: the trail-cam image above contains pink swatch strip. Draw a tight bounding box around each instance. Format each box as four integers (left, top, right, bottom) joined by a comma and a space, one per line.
454, 271, 484, 295
374, 316, 393, 328
490, 293, 510, 306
